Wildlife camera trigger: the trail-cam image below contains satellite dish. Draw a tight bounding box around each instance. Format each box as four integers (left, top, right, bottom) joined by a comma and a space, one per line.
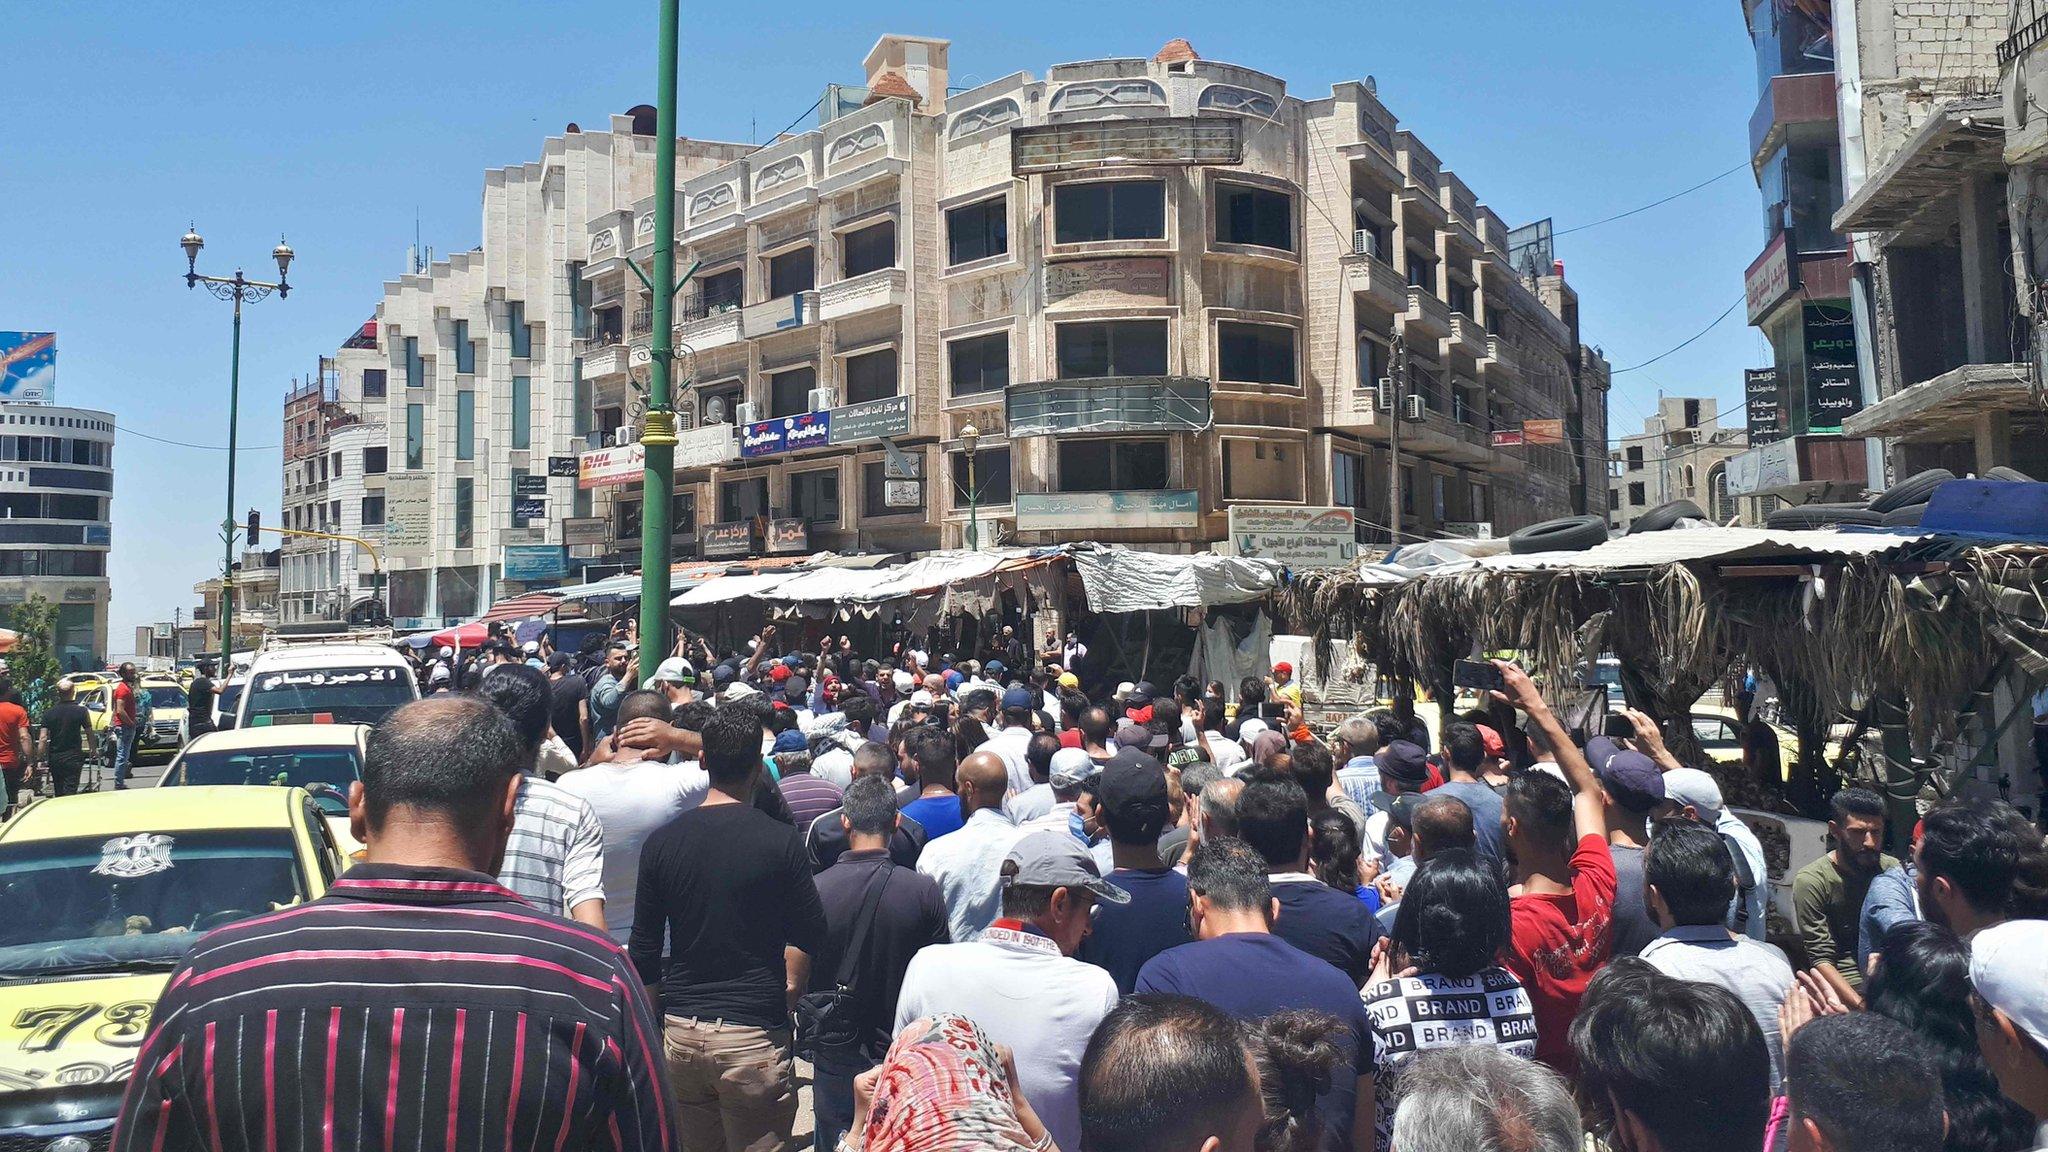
706, 396, 727, 424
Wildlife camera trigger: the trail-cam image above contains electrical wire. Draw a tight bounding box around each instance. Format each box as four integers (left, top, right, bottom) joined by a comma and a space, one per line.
114, 424, 281, 452
1554, 162, 1749, 237
1611, 296, 1745, 374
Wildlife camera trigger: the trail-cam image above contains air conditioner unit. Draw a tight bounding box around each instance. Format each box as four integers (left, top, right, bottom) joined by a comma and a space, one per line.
1374, 377, 1393, 412
735, 402, 758, 425
808, 388, 834, 413
1353, 229, 1380, 259
1404, 394, 1427, 422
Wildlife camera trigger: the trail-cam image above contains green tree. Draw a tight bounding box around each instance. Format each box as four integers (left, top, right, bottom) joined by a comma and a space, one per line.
1, 595, 62, 719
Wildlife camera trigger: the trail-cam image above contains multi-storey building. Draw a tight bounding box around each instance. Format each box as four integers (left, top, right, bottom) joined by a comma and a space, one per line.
279, 322, 387, 626
0, 402, 113, 670
324, 114, 751, 626
583, 36, 1608, 559
1608, 397, 1748, 532
192, 548, 278, 656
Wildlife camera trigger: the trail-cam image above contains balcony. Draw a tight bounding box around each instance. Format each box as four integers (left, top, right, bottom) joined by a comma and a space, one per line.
1396, 186, 1448, 229
1400, 287, 1454, 341
817, 267, 907, 322
1443, 314, 1486, 361
1749, 72, 1839, 167
740, 290, 817, 337
1340, 244, 1407, 314
1007, 377, 1212, 437
583, 344, 631, 381
675, 286, 744, 352
1481, 334, 1524, 383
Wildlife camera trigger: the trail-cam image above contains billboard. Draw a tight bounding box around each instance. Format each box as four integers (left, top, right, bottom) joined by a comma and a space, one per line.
382, 472, 433, 555
502, 545, 569, 583
1226, 505, 1358, 569
1802, 304, 1862, 432
0, 332, 55, 404
578, 443, 645, 489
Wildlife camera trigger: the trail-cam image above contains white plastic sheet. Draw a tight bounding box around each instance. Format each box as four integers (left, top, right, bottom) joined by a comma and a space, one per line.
1070, 550, 1284, 613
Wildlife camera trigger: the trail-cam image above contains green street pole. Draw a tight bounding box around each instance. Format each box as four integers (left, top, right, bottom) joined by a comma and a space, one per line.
635, 0, 681, 681
219, 298, 242, 675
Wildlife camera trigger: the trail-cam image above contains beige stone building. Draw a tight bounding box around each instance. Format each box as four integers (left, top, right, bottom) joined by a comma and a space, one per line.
582, 35, 1610, 560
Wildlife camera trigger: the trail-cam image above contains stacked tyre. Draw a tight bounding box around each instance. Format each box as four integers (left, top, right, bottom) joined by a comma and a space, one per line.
1762, 466, 2031, 530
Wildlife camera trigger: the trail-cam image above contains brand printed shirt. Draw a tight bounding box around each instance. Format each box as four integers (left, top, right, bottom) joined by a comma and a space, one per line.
1503, 833, 1615, 1072
1363, 967, 1537, 1152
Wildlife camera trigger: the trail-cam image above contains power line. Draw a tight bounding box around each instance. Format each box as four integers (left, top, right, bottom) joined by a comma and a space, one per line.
1554, 162, 1749, 237
115, 424, 281, 452
1611, 296, 1745, 374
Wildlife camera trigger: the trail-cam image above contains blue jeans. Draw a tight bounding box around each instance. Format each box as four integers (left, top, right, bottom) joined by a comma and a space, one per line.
113, 723, 138, 787
812, 1065, 855, 1152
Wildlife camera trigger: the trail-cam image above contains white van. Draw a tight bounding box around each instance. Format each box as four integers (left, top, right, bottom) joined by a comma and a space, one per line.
237, 642, 420, 729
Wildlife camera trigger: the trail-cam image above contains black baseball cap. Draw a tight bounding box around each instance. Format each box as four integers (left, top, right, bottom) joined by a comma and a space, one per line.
1375, 740, 1430, 788
1097, 748, 1169, 819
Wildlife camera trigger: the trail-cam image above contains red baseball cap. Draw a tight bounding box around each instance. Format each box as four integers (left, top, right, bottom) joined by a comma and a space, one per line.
769, 664, 791, 682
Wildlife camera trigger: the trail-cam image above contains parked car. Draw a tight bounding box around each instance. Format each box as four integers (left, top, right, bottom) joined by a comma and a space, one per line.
159, 724, 370, 856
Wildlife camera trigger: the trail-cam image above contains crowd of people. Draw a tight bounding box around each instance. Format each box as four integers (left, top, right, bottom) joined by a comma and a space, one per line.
108, 619, 2048, 1152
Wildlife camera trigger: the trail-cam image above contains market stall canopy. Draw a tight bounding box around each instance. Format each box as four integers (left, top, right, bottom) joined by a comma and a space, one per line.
1405, 525, 1930, 577
474, 591, 563, 625
672, 572, 802, 607
1070, 548, 1284, 613
428, 621, 491, 648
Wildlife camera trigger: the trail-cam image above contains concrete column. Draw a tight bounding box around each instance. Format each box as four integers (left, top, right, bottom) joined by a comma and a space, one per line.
1975, 408, 2014, 471
1960, 174, 2006, 365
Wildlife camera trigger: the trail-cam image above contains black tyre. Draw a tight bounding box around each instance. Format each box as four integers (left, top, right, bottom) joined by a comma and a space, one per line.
1985, 466, 2034, 483
1765, 503, 1884, 530
1627, 498, 1707, 535
1508, 515, 1610, 555
1881, 504, 1925, 528
1869, 468, 1955, 513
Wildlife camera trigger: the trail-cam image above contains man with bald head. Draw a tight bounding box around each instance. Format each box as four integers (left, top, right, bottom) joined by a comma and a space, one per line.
915, 748, 1029, 941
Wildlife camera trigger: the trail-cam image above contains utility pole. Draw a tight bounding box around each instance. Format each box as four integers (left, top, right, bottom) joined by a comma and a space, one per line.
635, 0, 683, 681
1386, 333, 1407, 545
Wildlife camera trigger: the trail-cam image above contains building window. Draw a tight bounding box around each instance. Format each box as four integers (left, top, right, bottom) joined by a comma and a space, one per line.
404, 337, 423, 388
1405, 253, 1436, 292
509, 302, 532, 358
363, 446, 387, 475
511, 376, 531, 450
1470, 483, 1488, 523
719, 477, 768, 523
454, 478, 473, 549
698, 267, 743, 311
1332, 451, 1359, 509
947, 196, 1008, 265
1401, 465, 1416, 515
1053, 180, 1166, 244
456, 391, 476, 460
1681, 464, 1696, 492
952, 447, 1012, 507
1059, 439, 1168, 492
1221, 439, 1303, 501
361, 496, 385, 526
1628, 481, 1646, 507
768, 366, 817, 418
405, 405, 424, 469
1447, 279, 1473, 317
1432, 474, 1448, 521
362, 369, 387, 399
454, 320, 476, 374
1625, 445, 1644, 471
844, 348, 898, 404
862, 462, 924, 517
948, 333, 1009, 398
1217, 322, 1297, 387
1359, 337, 1389, 389
768, 247, 815, 299
673, 490, 697, 536
1609, 489, 1620, 512
789, 469, 840, 527
841, 221, 896, 278
1056, 320, 1168, 379
1214, 184, 1293, 251
568, 261, 590, 339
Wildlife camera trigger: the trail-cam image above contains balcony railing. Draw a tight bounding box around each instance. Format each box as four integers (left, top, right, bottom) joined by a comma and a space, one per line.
679, 286, 745, 323
1007, 377, 1212, 437
630, 308, 654, 337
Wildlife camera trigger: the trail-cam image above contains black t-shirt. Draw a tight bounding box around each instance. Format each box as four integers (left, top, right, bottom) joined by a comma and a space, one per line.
628, 802, 829, 1029
187, 677, 216, 730
38, 702, 90, 766
549, 675, 590, 759
808, 852, 950, 1068
1078, 866, 1192, 994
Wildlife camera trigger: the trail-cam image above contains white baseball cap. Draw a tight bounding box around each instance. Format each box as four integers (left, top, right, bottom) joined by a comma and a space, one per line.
651, 657, 695, 685
1971, 919, 2048, 1050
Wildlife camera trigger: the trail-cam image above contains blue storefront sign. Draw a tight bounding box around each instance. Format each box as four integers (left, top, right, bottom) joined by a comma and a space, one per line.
503, 545, 569, 582
741, 411, 831, 458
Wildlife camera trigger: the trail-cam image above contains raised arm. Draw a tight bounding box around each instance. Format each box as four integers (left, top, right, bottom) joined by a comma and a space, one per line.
1493, 660, 1604, 840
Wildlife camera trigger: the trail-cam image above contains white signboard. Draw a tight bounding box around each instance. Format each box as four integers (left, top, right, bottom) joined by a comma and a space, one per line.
1726, 439, 1798, 496
675, 424, 738, 470
578, 443, 646, 489
1226, 505, 1358, 569
383, 471, 433, 556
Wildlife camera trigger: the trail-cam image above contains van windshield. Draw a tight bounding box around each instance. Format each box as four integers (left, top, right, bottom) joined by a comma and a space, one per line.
244, 665, 415, 727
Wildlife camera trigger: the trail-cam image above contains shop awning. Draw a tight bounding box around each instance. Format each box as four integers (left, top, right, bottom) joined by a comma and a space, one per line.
1835, 99, 2005, 240
1842, 362, 2034, 440
474, 591, 563, 625
672, 572, 801, 606
1070, 549, 1285, 612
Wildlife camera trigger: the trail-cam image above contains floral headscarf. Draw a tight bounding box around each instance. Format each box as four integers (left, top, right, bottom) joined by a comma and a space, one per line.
860, 1015, 1037, 1152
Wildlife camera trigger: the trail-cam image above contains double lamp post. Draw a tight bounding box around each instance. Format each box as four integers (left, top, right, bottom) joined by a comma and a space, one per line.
182, 227, 294, 674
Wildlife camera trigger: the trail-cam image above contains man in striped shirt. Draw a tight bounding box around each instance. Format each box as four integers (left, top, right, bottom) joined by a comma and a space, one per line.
112, 694, 675, 1152
479, 664, 608, 929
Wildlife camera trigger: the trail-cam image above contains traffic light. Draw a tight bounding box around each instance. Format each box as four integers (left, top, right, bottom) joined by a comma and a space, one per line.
247, 509, 261, 543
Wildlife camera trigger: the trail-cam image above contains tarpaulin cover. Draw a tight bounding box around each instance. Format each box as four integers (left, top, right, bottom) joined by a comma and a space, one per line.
673, 572, 801, 607
1071, 550, 1284, 613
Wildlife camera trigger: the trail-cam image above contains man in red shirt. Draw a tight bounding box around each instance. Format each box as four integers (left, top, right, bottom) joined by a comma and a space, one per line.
1492, 659, 1614, 1073
0, 665, 32, 813
110, 662, 141, 790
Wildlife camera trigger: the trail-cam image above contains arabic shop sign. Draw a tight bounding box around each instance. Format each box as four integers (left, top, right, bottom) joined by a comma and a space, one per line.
1745, 231, 1797, 324
1801, 304, 1862, 433
827, 394, 911, 445
700, 521, 753, 558
1226, 505, 1357, 569
741, 411, 830, 458
1745, 367, 1784, 445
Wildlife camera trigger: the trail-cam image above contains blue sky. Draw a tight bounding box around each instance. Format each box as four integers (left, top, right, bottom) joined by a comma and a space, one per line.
0, 0, 1770, 644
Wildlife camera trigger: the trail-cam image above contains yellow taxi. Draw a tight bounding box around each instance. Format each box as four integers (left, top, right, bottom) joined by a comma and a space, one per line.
72, 677, 190, 768
158, 725, 370, 856
0, 787, 345, 1149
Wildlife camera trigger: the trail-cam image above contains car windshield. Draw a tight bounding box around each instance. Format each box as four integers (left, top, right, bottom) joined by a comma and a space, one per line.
143, 685, 188, 711
245, 665, 414, 726
168, 747, 360, 814
0, 829, 308, 978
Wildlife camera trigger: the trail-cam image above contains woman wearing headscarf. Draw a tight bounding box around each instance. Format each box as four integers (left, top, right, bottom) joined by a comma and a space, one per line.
845, 1015, 1050, 1152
